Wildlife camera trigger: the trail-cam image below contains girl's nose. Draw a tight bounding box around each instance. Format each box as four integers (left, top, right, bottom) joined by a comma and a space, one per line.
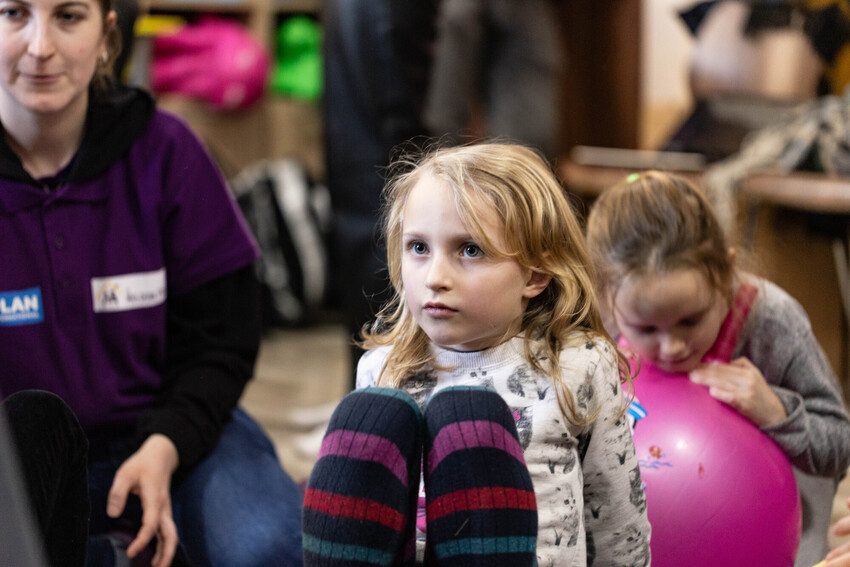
659, 335, 687, 359
424, 255, 452, 291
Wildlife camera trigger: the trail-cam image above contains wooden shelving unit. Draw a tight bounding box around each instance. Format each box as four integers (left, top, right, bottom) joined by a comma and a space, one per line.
136, 0, 324, 180
147, 0, 251, 12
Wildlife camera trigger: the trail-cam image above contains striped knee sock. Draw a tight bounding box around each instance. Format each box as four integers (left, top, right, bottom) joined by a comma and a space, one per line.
424, 386, 537, 567
303, 387, 423, 566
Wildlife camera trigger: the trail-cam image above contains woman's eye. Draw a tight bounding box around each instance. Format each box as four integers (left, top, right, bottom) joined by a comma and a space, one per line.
0, 6, 25, 19
58, 10, 84, 22
462, 244, 483, 258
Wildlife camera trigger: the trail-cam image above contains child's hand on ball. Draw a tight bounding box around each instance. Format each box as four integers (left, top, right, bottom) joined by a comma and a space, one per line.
822, 549, 850, 566
821, 498, 850, 566
689, 357, 787, 427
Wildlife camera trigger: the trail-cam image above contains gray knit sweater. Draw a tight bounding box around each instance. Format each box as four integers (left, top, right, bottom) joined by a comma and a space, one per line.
735, 275, 850, 566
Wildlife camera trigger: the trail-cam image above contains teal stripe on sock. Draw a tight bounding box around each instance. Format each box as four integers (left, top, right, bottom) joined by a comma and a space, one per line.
433, 385, 488, 394
434, 536, 537, 558
303, 534, 394, 565
361, 387, 422, 418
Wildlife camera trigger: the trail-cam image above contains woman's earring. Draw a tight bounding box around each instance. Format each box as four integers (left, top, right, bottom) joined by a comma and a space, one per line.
100, 51, 109, 64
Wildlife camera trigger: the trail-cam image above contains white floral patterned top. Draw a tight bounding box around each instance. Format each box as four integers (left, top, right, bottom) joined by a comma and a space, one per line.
357, 335, 651, 567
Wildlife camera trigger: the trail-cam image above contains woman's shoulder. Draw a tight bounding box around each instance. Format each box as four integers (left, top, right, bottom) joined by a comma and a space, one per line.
127, 108, 219, 176
90, 85, 202, 150
145, 108, 204, 146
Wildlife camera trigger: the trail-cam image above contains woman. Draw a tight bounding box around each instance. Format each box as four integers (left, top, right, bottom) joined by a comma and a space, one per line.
0, 0, 303, 565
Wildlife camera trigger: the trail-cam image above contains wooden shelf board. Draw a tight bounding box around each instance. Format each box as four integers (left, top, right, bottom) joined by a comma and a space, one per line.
273, 0, 321, 14
146, 0, 251, 14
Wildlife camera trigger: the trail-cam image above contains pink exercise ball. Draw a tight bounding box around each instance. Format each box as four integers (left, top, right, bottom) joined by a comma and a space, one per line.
631, 363, 801, 566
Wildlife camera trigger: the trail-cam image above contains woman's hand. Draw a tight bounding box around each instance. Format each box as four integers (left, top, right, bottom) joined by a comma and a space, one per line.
107, 433, 180, 567
689, 357, 787, 427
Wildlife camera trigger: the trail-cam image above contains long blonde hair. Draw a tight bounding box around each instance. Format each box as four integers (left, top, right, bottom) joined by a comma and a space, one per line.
361, 142, 625, 427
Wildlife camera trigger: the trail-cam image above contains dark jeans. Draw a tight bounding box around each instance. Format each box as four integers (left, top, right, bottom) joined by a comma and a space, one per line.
87, 408, 304, 567
3, 389, 90, 567
5, 393, 304, 567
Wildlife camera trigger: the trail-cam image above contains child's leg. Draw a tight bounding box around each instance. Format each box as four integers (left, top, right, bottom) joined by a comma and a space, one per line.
424, 386, 537, 567
303, 387, 423, 566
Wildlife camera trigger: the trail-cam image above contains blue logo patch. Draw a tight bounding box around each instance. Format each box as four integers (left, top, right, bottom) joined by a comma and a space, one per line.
0, 287, 44, 326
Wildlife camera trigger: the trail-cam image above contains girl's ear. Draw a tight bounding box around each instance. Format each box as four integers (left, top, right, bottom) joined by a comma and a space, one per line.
523, 270, 551, 299
728, 246, 737, 263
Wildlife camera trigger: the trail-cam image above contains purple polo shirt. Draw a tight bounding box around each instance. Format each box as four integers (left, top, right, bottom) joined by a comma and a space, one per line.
0, 110, 259, 434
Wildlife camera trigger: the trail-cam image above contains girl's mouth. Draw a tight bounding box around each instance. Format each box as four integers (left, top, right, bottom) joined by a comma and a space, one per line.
423, 302, 457, 317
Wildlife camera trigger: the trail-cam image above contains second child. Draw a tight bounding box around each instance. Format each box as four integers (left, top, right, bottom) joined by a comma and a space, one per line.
585, 170, 850, 566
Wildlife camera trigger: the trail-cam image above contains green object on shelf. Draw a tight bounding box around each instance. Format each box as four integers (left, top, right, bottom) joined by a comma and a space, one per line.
271, 15, 322, 100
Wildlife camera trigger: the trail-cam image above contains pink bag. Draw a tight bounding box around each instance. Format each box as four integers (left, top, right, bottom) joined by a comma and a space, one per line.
152, 17, 271, 110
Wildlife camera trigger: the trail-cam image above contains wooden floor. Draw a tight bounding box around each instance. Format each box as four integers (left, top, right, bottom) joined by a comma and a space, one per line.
242, 324, 350, 483
243, 323, 850, 552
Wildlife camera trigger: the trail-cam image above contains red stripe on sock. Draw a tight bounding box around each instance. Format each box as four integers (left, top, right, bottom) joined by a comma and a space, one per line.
426, 487, 537, 521
304, 488, 405, 532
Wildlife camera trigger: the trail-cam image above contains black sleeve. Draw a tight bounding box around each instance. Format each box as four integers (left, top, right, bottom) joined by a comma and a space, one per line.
136, 264, 261, 476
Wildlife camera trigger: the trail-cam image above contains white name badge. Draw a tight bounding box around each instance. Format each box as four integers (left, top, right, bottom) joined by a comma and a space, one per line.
91, 268, 167, 313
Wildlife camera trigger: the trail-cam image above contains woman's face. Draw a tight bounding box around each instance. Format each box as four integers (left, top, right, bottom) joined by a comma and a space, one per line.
0, 0, 113, 118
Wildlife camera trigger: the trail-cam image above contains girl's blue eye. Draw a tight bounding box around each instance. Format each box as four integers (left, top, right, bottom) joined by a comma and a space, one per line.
409, 241, 427, 255
462, 244, 483, 258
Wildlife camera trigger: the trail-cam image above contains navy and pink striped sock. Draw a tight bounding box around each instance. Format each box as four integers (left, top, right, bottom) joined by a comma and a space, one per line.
424, 386, 537, 566
303, 387, 423, 566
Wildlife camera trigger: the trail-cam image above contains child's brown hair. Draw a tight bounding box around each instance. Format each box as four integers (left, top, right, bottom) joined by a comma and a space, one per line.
585, 170, 736, 322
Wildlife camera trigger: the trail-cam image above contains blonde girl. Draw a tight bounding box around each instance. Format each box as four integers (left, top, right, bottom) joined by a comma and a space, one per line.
303, 143, 650, 567
585, 170, 850, 567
